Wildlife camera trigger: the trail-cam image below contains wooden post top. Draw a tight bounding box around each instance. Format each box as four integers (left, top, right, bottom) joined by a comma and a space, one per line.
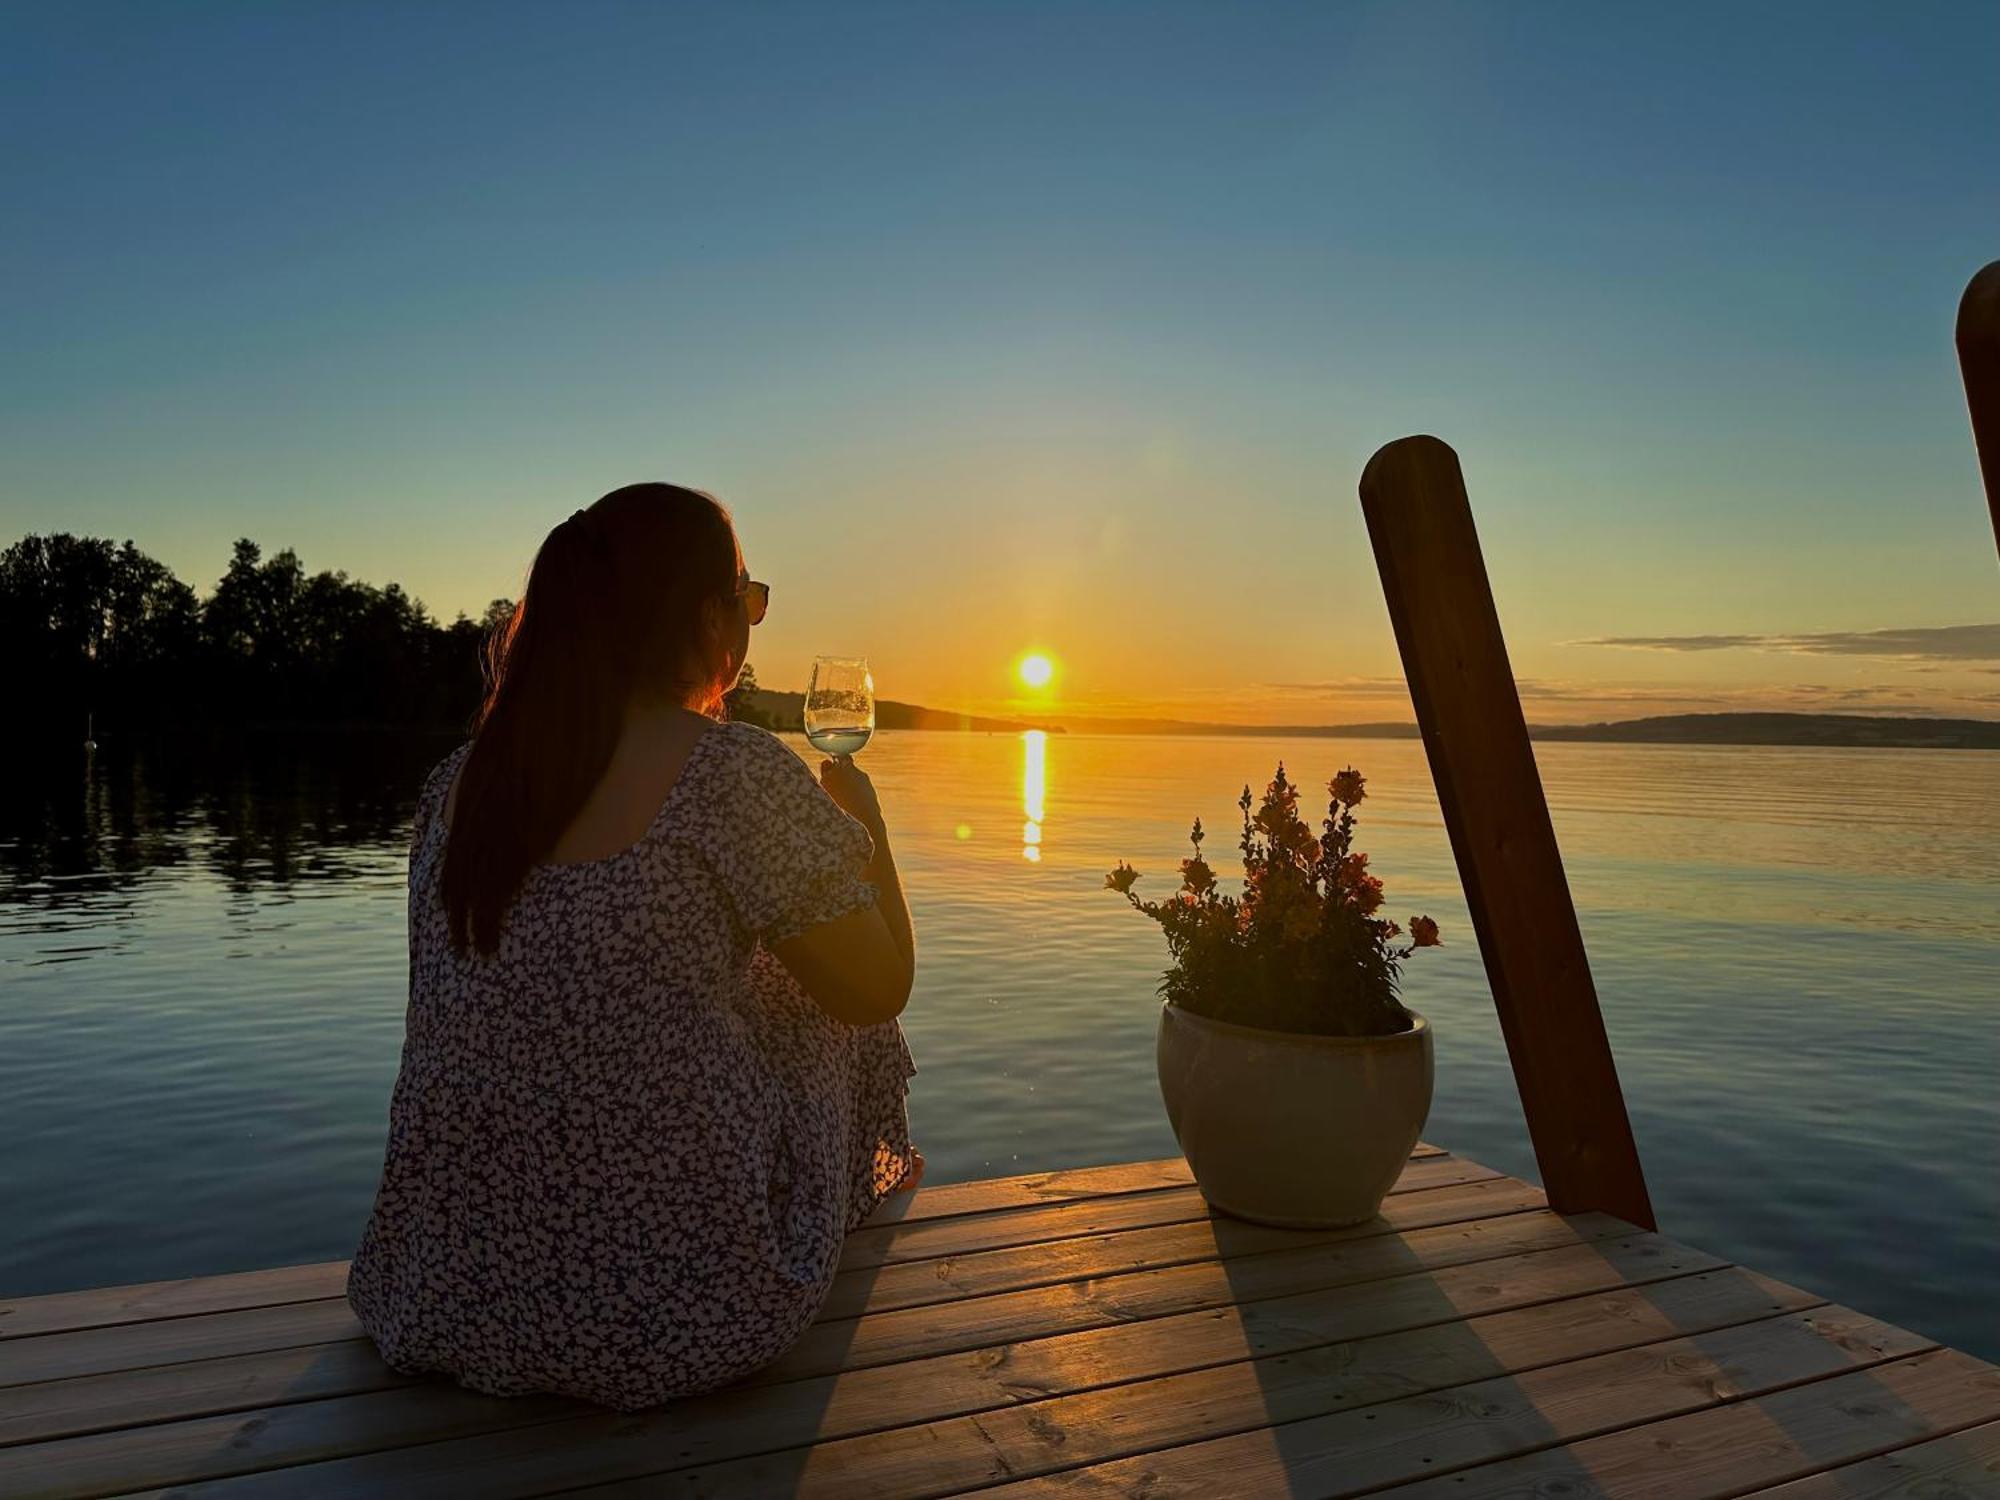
1957, 259, 2000, 561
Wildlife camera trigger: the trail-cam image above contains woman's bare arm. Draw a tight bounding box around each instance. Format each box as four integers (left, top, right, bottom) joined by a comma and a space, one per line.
771, 758, 914, 1026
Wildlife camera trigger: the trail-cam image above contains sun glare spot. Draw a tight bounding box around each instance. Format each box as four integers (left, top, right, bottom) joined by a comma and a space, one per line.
1018, 653, 1055, 689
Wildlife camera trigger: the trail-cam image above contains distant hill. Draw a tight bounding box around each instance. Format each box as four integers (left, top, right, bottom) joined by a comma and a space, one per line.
1048, 709, 2000, 749
762, 699, 1999, 750
1048, 715, 1422, 738
747, 690, 1059, 736
1529, 712, 2000, 750
1046, 709, 2000, 749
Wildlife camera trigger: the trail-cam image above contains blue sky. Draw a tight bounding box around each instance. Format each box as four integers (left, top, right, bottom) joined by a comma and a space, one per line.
5, 2, 1998, 720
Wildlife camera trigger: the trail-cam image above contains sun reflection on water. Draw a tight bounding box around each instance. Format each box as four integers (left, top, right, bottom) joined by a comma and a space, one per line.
1021, 730, 1046, 862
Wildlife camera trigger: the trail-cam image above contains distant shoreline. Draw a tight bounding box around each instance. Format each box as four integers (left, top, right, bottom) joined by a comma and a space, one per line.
758, 702, 2000, 751
749, 690, 2000, 750
35, 708, 2000, 755
1042, 710, 2000, 751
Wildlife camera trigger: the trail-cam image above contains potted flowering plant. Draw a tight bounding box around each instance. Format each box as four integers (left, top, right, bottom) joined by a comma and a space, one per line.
1108, 764, 1441, 1227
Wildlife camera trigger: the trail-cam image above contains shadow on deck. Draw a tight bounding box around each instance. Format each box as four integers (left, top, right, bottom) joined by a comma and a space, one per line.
3, 1144, 1997, 1498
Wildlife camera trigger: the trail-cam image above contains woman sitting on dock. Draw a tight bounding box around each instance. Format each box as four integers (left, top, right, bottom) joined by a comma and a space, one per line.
347, 482, 919, 1410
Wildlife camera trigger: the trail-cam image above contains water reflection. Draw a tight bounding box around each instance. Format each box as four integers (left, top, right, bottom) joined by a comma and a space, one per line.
0, 732, 451, 909
1021, 730, 1046, 862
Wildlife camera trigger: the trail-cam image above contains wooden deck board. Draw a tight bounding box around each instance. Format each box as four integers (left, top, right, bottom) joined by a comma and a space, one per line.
1369, 1347, 2000, 1499
955, 1309, 1934, 1500
1739, 1418, 2000, 1497
2, 1148, 1994, 1500
0, 1234, 1702, 1497
0, 1153, 1447, 1346
832, 1153, 1493, 1273
0, 1176, 1544, 1449
0, 1154, 1491, 1395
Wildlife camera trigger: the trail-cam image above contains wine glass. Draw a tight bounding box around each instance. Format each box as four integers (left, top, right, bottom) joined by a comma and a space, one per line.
804, 656, 875, 756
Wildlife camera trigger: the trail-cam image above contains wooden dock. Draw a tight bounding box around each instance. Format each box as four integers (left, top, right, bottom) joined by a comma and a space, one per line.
3, 1144, 1998, 1498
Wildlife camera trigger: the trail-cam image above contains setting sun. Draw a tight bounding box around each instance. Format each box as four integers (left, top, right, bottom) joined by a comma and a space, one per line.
1017, 652, 1055, 690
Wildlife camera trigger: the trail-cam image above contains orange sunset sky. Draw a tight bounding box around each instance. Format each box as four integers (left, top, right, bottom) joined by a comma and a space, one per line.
5, 5, 1997, 726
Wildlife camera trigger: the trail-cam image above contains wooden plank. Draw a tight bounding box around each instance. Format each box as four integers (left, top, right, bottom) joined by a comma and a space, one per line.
822, 1173, 1541, 1321
0, 1175, 1544, 1447
1738, 1417, 2000, 1498
854, 1145, 1440, 1232
871, 1157, 1195, 1224
1370, 1346, 2000, 1500
0, 1154, 1448, 1345
1359, 435, 1654, 1229
577, 1281, 1847, 1500
950, 1309, 1933, 1500
0, 1155, 1493, 1393
1959, 259, 2000, 559
770, 1208, 1653, 1383
836, 1153, 1495, 1273
0, 1266, 349, 1347
61, 1235, 1724, 1500
0, 1154, 1326, 1344
0, 1301, 363, 1393
0, 1343, 421, 1451
0, 1385, 576, 1500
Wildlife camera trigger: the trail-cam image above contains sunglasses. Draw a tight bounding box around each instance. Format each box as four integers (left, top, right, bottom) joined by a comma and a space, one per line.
737, 577, 770, 626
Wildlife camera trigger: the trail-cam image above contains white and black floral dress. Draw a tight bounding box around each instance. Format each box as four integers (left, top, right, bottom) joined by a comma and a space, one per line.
347, 721, 917, 1410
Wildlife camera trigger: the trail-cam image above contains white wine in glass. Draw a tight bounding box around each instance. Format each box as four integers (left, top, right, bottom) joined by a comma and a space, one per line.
805, 656, 875, 756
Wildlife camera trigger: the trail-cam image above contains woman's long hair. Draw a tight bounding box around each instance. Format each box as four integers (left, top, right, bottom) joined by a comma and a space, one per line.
441, 483, 738, 954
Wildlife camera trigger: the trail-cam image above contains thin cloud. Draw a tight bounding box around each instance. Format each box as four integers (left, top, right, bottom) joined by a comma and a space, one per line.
1259, 677, 1408, 697
1256, 672, 1999, 721
1575, 623, 2000, 662
1573, 633, 1764, 653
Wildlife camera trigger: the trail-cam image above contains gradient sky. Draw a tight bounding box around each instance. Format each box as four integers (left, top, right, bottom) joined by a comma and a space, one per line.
6, 2, 1998, 723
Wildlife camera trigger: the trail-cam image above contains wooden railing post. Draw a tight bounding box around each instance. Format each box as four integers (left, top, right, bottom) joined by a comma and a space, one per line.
1359, 435, 1655, 1230
1957, 260, 2000, 560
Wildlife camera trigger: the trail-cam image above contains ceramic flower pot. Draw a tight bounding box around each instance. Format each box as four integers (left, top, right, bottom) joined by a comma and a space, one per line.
1155, 1002, 1434, 1228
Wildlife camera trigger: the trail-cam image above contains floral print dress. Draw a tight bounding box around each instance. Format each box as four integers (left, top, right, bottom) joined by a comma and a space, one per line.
347, 721, 917, 1409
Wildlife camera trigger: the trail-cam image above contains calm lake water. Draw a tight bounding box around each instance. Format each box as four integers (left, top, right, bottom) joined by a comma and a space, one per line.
3, 729, 1996, 1360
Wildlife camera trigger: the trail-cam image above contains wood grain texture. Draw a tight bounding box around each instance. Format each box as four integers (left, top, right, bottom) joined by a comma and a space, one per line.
959, 1309, 1930, 1500
1359, 435, 1654, 1229
0, 1301, 364, 1392
0, 1342, 420, 1450
0, 1153, 1447, 1345
0, 1175, 1539, 1449
1737, 1418, 2000, 1499
0, 1153, 1485, 1394
50, 1235, 1719, 1499
1373, 1346, 2000, 1500
821, 1173, 1543, 1321
835, 1153, 1494, 1273
1958, 260, 2000, 560
0, 1266, 349, 1346
9, 1152, 1993, 1500
583, 1279, 1835, 1499
780, 1209, 1650, 1384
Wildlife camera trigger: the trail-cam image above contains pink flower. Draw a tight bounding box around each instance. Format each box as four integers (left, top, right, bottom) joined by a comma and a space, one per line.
1353, 875, 1384, 914
1111, 760, 1437, 1034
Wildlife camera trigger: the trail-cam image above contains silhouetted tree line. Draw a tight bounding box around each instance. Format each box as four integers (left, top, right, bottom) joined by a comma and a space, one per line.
7, 533, 513, 737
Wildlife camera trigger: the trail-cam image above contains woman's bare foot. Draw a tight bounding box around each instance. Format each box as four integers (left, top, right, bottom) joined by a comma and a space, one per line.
893, 1150, 925, 1193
